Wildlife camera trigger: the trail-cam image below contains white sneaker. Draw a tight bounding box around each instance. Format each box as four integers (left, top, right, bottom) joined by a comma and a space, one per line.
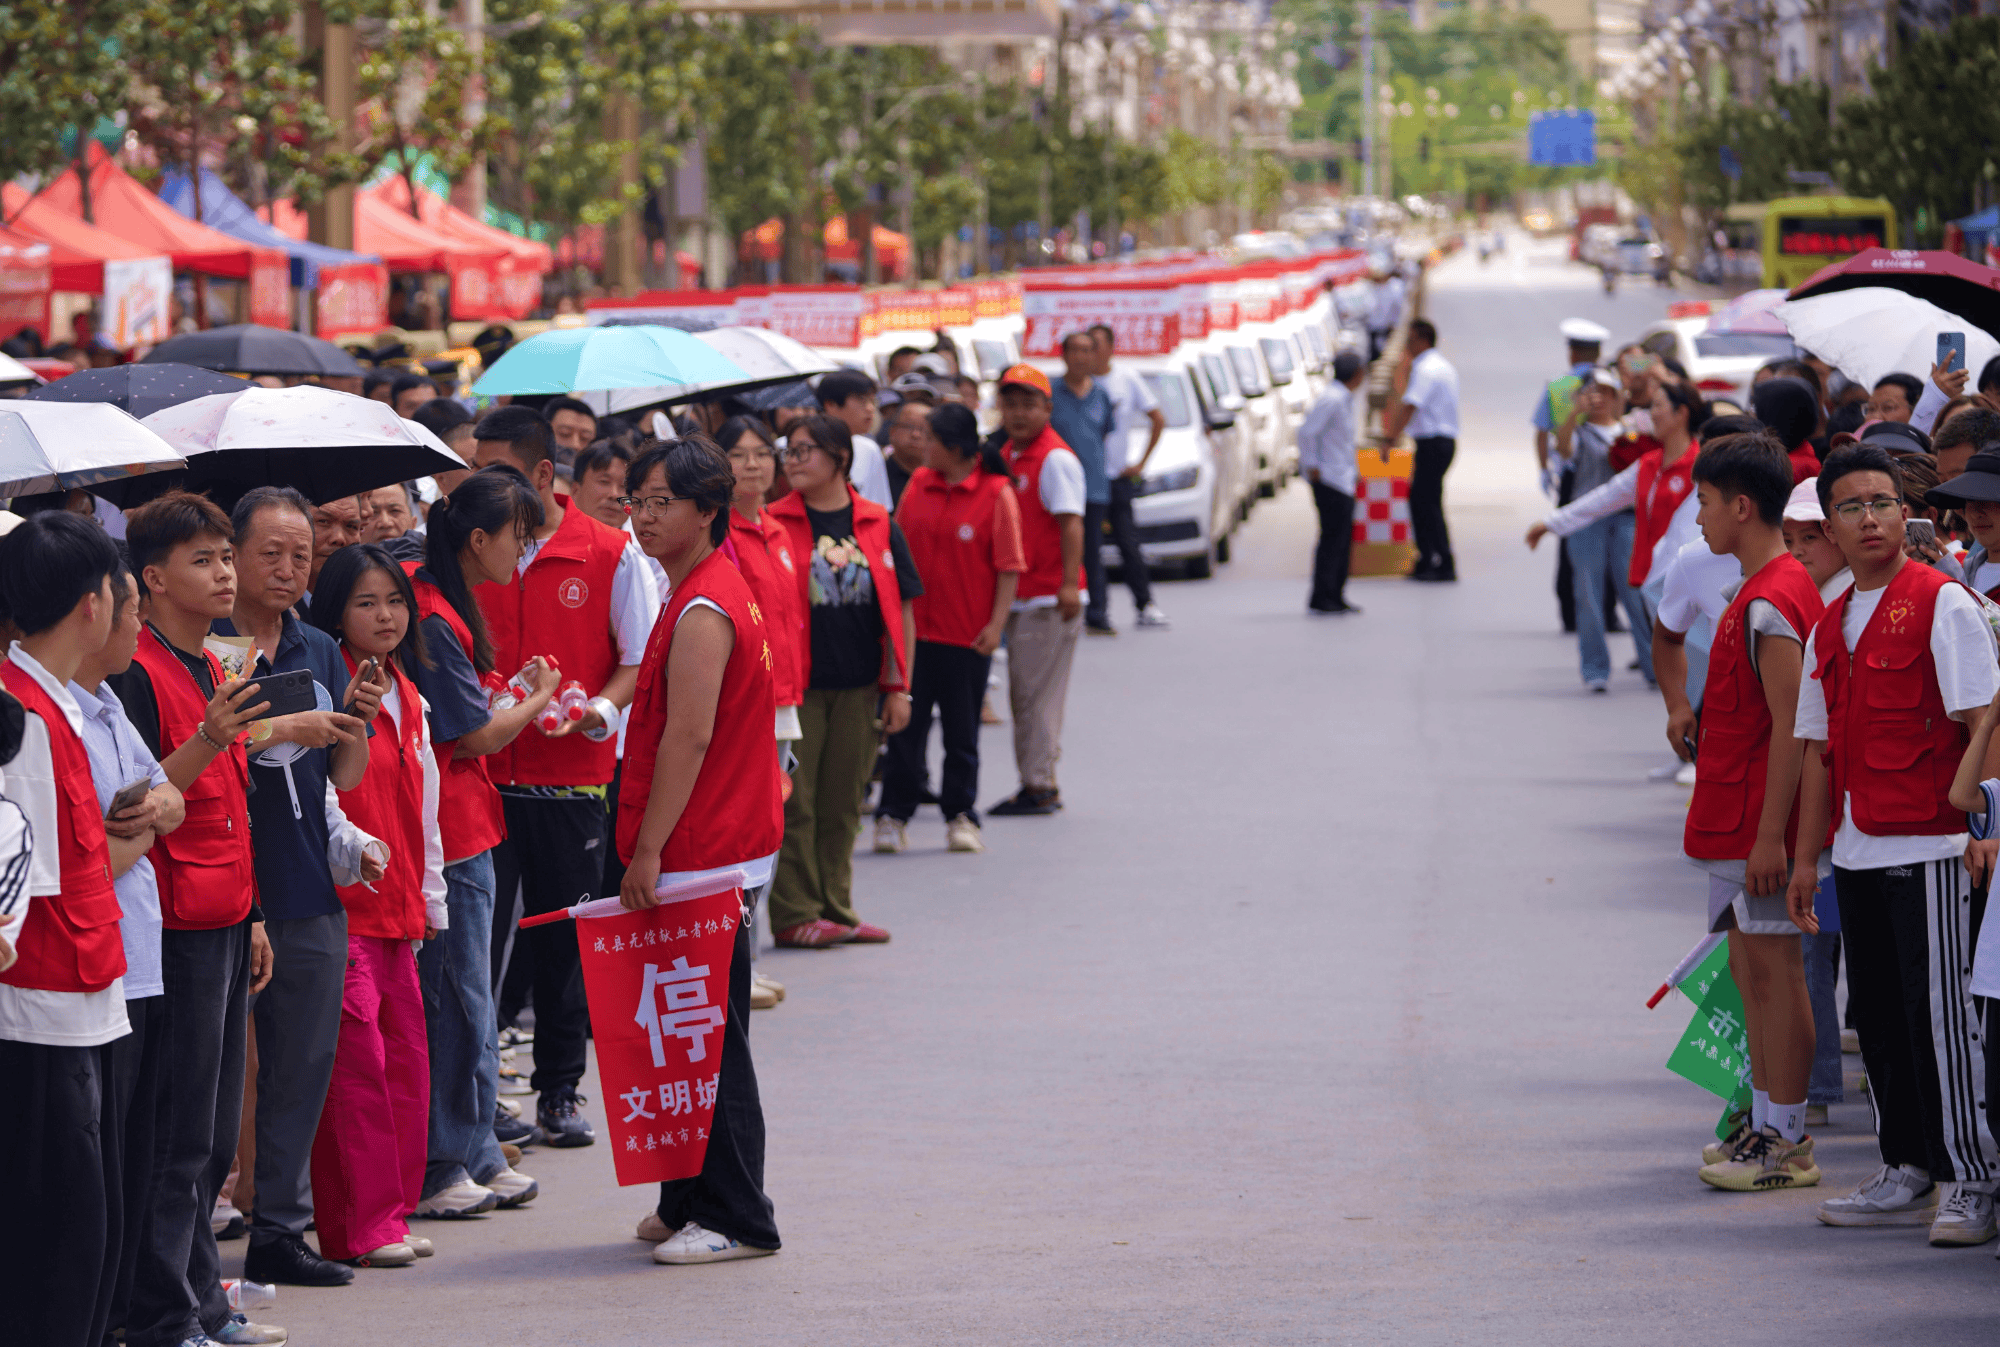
752, 972, 786, 1002
414, 1179, 498, 1218
211, 1315, 287, 1345
946, 814, 985, 853
750, 979, 779, 1010
651, 1220, 778, 1264
1675, 761, 1697, 786
483, 1166, 539, 1208
402, 1235, 434, 1257
636, 1210, 671, 1242
1817, 1164, 1938, 1226
872, 817, 906, 853
343, 1241, 417, 1268
1136, 604, 1171, 628
1930, 1181, 1998, 1246
211, 1201, 244, 1236
497, 1095, 522, 1119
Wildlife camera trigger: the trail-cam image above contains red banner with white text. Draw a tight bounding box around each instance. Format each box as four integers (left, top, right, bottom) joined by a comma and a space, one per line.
577, 882, 742, 1186
315, 262, 390, 340
248, 250, 291, 328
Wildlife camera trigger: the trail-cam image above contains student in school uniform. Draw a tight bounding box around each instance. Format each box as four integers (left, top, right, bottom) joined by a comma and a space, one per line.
1785, 442, 2000, 1244
306, 545, 449, 1269
1676, 435, 1827, 1193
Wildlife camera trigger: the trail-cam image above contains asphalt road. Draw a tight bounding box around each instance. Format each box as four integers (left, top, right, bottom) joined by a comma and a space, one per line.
235, 240, 2000, 1344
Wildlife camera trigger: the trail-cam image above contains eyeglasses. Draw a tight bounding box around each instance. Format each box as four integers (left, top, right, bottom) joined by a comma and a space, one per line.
616, 494, 687, 517
1830, 496, 1904, 523
727, 448, 776, 464
779, 443, 822, 464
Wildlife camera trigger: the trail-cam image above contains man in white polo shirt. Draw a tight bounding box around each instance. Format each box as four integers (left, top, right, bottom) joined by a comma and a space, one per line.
1380, 318, 1460, 582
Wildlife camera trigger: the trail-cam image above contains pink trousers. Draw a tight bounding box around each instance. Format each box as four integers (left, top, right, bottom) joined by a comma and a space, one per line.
309, 934, 429, 1260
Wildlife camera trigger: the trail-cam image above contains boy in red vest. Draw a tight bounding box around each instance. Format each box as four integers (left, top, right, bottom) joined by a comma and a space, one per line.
1676, 435, 1826, 1193
110, 493, 283, 1347
472, 409, 658, 1147
1786, 442, 2000, 1243
0, 511, 127, 1347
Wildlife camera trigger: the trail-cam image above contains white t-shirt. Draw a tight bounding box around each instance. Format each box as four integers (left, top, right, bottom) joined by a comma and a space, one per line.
849, 434, 892, 510
1099, 367, 1160, 476
1794, 580, 2000, 869
1401, 349, 1459, 439
379, 679, 449, 923
1655, 541, 1741, 634
0, 645, 129, 1047
1012, 447, 1088, 612
1970, 560, 2000, 596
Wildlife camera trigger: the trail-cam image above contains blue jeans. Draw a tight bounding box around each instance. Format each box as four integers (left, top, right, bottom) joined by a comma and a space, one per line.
1565, 511, 1653, 685
418, 852, 507, 1194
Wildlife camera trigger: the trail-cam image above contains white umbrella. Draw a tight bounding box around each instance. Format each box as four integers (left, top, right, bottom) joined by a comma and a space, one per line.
577, 325, 841, 416
1775, 286, 2000, 392
0, 351, 39, 384
138, 385, 465, 505
0, 401, 187, 499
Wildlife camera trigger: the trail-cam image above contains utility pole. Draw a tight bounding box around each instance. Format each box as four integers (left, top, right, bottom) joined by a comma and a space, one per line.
1360, 3, 1374, 199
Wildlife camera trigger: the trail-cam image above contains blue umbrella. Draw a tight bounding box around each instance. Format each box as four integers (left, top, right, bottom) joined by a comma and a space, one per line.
472, 325, 750, 396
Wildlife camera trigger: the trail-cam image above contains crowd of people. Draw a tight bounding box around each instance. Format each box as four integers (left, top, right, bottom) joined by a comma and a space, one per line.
0, 318, 1187, 1345
1519, 315, 2000, 1247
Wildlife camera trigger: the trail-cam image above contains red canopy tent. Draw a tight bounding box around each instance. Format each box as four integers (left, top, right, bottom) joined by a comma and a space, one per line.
366, 178, 547, 318
0, 182, 167, 292
0, 227, 53, 341
37, 146, 286, 293
269, 192, 521, 321
742, 216, 910, 281
553, 225, 701, 287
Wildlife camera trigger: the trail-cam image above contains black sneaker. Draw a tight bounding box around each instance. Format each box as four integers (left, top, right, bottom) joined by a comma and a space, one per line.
537, 1085, 596, 1148
244, 1232, 355, 1287
494, 1102, 544, 1148
987, 787, 1062, 816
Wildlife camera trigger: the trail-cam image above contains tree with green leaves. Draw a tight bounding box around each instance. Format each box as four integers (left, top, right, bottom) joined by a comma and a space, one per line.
0, 0, 126, 217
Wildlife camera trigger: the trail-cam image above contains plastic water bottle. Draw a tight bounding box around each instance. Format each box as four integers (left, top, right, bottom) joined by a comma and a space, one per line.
535, 696, 563, 733
223, 1279, 276, 1312
506, 665, 537, 703
485, 674, 517, 714
558, 680, 589, 723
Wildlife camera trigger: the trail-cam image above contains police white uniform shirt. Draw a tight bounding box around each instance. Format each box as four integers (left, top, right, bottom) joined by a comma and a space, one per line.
1401, 349, 1459, 439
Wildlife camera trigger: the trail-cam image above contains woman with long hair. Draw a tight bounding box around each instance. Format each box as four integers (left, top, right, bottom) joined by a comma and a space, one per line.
403, 465, 559, 1216
303, 544, 445, 1269
874, 402, 1022, 854
616, 436, 784, 1263
764, 415, 922, 948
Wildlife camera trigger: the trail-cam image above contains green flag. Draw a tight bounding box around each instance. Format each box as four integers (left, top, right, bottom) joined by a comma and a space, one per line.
1666, 942, 1752, 1109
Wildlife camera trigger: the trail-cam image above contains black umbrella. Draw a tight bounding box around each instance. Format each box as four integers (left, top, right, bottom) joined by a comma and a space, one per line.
19, 363, 250, 420
140, 324, 366, 378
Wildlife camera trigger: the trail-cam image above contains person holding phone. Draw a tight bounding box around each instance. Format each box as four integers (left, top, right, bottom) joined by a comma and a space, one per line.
209, 486, 389, 1289
108, 492, 286, 1347
306, 545, 449, 1270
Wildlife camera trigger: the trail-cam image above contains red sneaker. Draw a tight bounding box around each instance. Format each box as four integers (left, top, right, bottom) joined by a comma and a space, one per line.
843, 922, 892, 944
773, 920, 853, 949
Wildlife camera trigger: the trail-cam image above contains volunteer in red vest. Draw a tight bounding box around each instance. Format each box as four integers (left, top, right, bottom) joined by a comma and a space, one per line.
305, 545, 448, 1269
1527, 380, 1708, 593
1786, 443, 2000, 1240
1674, 435, 1828, 1194
986, 364, 1086, 818
714, 415, 803, 1008
109, 493, 279, 1347
766, 415, 920, 948
407, 466, 557, 1219
876, 401, 1025, 855
615, 437, 784, 1265
472, 407, 659, 1147
0, 512, 131, 1347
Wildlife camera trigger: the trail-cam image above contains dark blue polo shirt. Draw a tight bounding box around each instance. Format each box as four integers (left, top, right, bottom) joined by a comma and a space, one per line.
213, 614, 350, 922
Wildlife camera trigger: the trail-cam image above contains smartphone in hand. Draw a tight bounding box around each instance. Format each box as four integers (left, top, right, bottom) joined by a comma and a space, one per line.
1939, 331, 1968, 374
107, 778, 150, 819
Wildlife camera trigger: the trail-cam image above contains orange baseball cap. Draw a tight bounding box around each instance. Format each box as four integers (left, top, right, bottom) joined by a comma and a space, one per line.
998, 363, 1051, 397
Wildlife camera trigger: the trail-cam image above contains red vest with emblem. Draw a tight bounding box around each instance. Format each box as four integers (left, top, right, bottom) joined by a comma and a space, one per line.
616, 550, 784, 873
474, 503, 627, 786
1812, 561, 1970, 837
332, 653, 429, 939
1628, 443, 1699, 586
132, 627, 255, 929
0, 664, 124, 992
767, 484, 909, 692
1685, 553, 1825, 860
405, 566, 506, 861
1003, 425, 1083, 601
723, 509, 805, 707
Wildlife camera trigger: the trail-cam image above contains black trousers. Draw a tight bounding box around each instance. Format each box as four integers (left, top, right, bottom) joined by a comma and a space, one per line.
1409, 435, 1456, 578
880, 640, 992, 825
0, 1035, 114, 1347
1104, 476, 1154, 611
656, 917, 780, 1249
600, 760, 628, 900
490, 791, 605, 1093
1836, 861, 1991, 1183
1308, 481, 1355, 610
105, 995, 167, 1346
1082, 499, 1112, 627
130, 922, 249, 1347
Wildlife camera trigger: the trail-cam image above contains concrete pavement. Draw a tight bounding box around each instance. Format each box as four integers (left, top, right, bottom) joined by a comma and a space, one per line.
235, 240, 2000, 1344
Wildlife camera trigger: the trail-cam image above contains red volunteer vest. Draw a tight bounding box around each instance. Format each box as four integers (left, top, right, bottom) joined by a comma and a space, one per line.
1685, 554, 1825, 860
1629, 442, 1698, 587
474, 503, 627, 787
616, 550, 784, 874
767, 484, 909, 692
405, 567, 506, 861
1003, 425, 1085, 602
0, 664, 124, 992
132, 627, 255, 929
724, 509, 805, 707
332, 654, 429, 940
1812, 561, 1970, 838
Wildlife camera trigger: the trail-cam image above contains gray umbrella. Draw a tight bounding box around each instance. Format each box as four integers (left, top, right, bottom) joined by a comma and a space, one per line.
140, 324, 366, 378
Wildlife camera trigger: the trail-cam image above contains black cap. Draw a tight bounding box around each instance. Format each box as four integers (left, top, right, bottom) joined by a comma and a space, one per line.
1927, 450, 2000, 507
1860, 421, 1932, 457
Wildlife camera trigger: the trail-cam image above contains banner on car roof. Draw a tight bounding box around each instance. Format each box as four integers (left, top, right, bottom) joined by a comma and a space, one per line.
1021, 282, 1180, 357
